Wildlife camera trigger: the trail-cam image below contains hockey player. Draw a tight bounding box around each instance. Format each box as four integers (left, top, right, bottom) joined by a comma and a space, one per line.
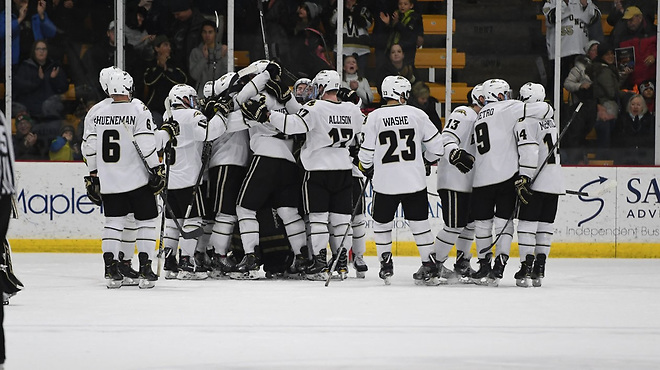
82, 71, 178, 288
469, 78, 553, 286
231, 60, 308, 280
245, 69, 365, 281
430, 85, 484, 283
356, 75, 446, 285
514, 83, 564, 287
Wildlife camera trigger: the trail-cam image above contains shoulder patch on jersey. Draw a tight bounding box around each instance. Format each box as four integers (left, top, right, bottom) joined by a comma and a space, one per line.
455, 109, 467, 116
194, 111, 202, 117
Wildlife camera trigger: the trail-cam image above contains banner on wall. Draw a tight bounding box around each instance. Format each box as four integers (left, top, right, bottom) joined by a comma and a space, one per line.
7, 162, 660, 256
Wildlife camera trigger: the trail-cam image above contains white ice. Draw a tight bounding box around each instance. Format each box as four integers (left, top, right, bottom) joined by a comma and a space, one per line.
4, 254, 660, 370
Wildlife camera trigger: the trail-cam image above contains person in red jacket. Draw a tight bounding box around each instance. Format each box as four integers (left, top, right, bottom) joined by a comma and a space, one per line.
611, 6, 657, 89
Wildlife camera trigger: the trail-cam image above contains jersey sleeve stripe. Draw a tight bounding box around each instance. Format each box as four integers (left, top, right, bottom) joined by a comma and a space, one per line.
295, 114, 309, 131
518, 142, 538, 147
135, 132, 154, 137
444, 131, 461, 143
520, 164, 537, 169
361, 146, 374, 152
423, 132, 440, 143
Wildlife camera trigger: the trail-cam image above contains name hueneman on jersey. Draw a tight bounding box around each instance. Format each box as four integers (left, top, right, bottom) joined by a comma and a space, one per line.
383, 116, 409, 126
93, 115, 137, 126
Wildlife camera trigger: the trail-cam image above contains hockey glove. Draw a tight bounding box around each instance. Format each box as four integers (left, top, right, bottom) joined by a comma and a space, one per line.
215, 96, 234, 117
358, 162, 374, 180
337, 87, 360, 105
240, 96, 269, 123
265, 61, 282, 80
514, 175, 533, 205
83, 175, 102, 206
148, 165, 167, 195
160, 119, 180, 139
448, 149, 475, 174
424, 158, 437, 177
203, 97, 218, 120
265, 79, 292, 104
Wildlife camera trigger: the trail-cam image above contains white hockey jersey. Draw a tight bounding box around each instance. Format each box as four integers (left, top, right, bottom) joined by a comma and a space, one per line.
209, 111, 250, 168
472, 100, 553, 188
235, 71, 303, 163
269, 99, 364, 171
516, 115, 565, 194
543, 0, 600, 60
82, 99, 160, 194
359, 104, 445, 195
436, 105, 478, 192
167, 108, 207, 189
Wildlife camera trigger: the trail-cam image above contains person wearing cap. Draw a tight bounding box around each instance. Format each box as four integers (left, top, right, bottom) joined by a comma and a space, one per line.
144, 34, 188, 126
607, 0, 657, 30
12, 112, 47, 160
49, 125, 80, 161
638, 80, 655, 114
611, 5, 657, 89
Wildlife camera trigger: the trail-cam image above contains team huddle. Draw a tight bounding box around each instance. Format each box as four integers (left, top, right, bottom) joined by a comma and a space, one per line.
82, 60, 562, 289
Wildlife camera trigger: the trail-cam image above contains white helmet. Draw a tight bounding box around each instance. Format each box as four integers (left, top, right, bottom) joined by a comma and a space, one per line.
381, 75, 411, 102
483, 78, 511, 102
168, 84, 199, 109
470, 83, 484, 107
293, 78, 313, 103
213, 72, 239, 97
99, 66, 122, 96
107, 71, 134, 97
519, 82, 546, 103
202, 80, 215, 99
312, 70, 341, 99
237, 59, 270, 78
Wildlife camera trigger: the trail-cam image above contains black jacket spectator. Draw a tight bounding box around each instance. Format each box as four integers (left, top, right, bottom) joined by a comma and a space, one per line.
612, 94, 655, 165
144, 35, 188, 124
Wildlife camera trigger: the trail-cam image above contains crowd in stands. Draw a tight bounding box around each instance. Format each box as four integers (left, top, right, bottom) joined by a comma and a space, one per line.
545, 0, 657, 165
1, 0, 656, 165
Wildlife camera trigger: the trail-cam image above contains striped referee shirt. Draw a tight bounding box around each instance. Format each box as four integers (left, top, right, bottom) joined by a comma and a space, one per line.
0, 112, 16, 196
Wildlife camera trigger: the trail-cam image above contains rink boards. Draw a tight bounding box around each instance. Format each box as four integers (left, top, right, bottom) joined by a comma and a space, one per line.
7, 162, 660, 257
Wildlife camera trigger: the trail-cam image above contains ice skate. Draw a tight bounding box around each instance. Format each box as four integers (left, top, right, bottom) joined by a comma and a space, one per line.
331, 249, 348, 281
2, 292, 16, 305
162, 247, 179, 280
379, 252, 394, 285
209, 254, 236, 279
137, 252, 158, 289
352, 254, 368, 279
514, 255, 535, 288
177, 255, 208, 280
413, 254, 440, 286
230, 253, 260, 280
305, 249, 328, 281
470, 253, 492, 286
285, 253, 310, 279
487, 254, 509, 287
117, 252, 139, 286
454, 251, 475, 283
532, 253, 546, 287
103, 252, 123, 289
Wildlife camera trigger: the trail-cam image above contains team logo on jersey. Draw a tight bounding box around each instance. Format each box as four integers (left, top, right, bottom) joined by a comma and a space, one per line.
455, 109, 467, 116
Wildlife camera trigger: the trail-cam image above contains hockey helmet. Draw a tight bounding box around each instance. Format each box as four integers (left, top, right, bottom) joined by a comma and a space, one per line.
483, 78, 511, 102
106, 71, 134, 97
293, 78, 313, 103
168, 84, 199, 109
470, 83, 484, 107
312, 70, 341, 99
519, 82, 546, 103
213, 72, 239, 97
381, 75, 411, 102
202, 80, 215, 99
99, 66, 123, 96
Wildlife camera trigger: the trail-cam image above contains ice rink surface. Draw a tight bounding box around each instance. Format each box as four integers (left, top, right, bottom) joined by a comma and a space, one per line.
4, 253, 660, 369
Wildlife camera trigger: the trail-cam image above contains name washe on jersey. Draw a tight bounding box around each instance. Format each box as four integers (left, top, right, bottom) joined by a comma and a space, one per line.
93, 115, 137, 126
383, 116, 409, 126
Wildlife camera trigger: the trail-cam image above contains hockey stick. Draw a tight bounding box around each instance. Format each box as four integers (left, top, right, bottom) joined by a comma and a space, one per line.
120, 118, 204, 240
256, 0, 269, 60
325, 177, 370, 287
483, 102, 583, 254
156, 99, 175, 276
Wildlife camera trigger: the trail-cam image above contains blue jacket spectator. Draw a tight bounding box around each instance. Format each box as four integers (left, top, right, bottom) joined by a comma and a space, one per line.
0, 0, 56, 67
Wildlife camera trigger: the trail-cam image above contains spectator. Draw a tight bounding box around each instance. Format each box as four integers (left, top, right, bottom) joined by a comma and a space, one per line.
49, 125, 80, 161
408, 81, 441, 130
564, 40, 599, 106
167, 0, 208, 73
144, 34, 187, 126
13, 40, 68, 120
125, 5, 156, 62
341, 54, 373, 108
612, 94, 655, 165
586, 43, 623, 159
375, 43, 417, 95
293, 2, 323, 37
611, 6, 657, 90
1, 0, 56, 69
189, 20, 228, 96
12, 112, 47, 160
330, 0, 373, 74
638, 79, 655, 114
260, 0, 294, 65
369, 0, 398, 65
542, 0, 601, 106
606, 0, 658, 31
380, 0, 423, 65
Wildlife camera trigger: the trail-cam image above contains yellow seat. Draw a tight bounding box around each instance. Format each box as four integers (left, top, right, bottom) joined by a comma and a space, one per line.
423, 15, 455, 35
234, 50, 251, 68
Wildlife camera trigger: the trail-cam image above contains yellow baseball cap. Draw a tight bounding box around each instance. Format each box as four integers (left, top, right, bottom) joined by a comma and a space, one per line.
622, 6, 642, 20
